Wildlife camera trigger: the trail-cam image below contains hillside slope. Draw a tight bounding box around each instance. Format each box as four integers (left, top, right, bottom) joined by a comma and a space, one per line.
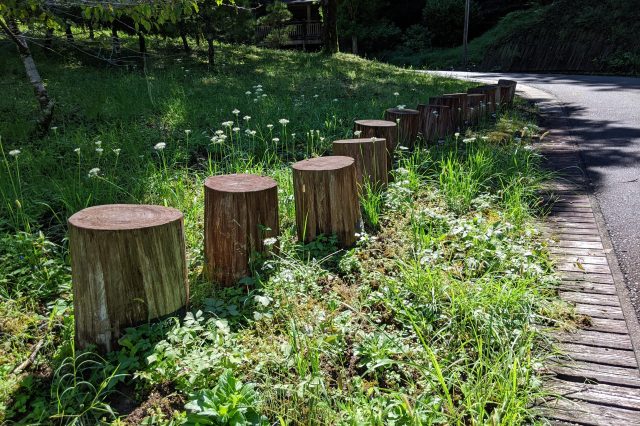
420, 0, 640, 74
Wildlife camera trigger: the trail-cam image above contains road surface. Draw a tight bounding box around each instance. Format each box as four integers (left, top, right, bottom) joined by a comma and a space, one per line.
428, 71, 640, 321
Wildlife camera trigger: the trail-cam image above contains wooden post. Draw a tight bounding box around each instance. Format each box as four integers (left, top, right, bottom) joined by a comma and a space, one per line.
204, 174, 279, 286
468, 85, 501, 114
498, 79, 517, 106
333, 138, 388, 191
465, 93, 487, 125
417, 104, 454, 143
384, 108, 420, 150
292, 156, 360, 248
354, 119, 397, 178
428, 93, 467, 131
69, 204, 188, 353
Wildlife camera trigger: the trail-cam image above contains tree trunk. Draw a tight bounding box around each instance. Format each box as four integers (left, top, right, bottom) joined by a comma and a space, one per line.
333, 138, 388, 191
465, 93, 487, 125
384, 108, 421, 150
88, 22, 94, 40
65, 23, 74, 42
418, 104, 454, 144
195, 32, 201, 46
0, 18, 55, 135
321, 0, 339, 54
353, 119, 397, 179
292, 156, 361, 248
429, 93, 467, 131
180, 23, 191, 53
68, 204, 188, 353
207, 38, 215, 67
44, 27, 54, 52
111, 24, 121, 55
204, 174, 279, 286
351, 35, 358, 55
138, 32, 147, 70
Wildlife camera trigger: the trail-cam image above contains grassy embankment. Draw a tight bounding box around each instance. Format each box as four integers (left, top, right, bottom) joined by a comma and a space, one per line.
0, 35, 570, 424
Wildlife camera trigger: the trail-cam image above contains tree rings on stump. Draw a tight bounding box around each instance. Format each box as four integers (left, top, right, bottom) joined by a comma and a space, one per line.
69, 204, 188, 353
333, 137, 388, 191
292, 156, 360, 248
204, 174, 279, 286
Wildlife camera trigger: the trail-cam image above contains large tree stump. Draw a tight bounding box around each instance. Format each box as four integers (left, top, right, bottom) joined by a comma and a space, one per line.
384, 108, 420, 150
418, 104, 454, 143
465, 93, 487, 125
354, 119, 397, 177
69, 204, 188, 353
498, 79, 517, 106
333, 137, 388, 191
468, 85, 501, 114
292, 156, 360, 247
429, 93, 467, 131
204, 174, 279, 286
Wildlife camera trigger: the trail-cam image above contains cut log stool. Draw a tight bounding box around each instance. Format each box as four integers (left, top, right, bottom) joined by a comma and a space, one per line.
69, 204, 188, 353
204, 174, 279, 286
429, 93, 467, 131
466, 93, 487, 125
384, 108, 420, 150
498, 79, 517, 106
292, 156, 361, 247
418, 104, 454, 143
333, 137, 388, 191
468, 85, 501, 114
354, 119, 397, 177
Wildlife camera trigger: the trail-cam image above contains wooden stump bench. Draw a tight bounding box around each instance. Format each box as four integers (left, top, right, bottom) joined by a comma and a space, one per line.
292, 156, 360, 248
466, 93, 487, 125
418, 104, 454, 143
429, 93, 467, 131
498, 79, 517, 106
333, 137, 388, 190
204, 174, 279, 286
69, 204, 188, 353
384, 108, 420, 150
354, 119, 397, 176
468, 85, 501, 114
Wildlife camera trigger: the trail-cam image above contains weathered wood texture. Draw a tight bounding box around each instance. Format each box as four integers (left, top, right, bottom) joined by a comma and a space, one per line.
429, 93, 467, 131
417, 104, 454, 143
292, 156, 360, 247
69, 204, 188, 353
468, 84, 501, 113
204, 174, 279, 286
498, 79, 517, 106
354, 119, 397, 176
332, 138, 388, 190
383, 108, 420, 150
465, 93, 487, 125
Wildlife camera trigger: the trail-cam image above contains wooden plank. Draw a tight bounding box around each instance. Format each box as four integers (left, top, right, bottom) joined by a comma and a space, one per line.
552, 206, 594, 214
560, 272, 614, 284
583, 318, 630, 335
550, 247, 607, 257
554, 330, 633, 351
549, 227, 601, 236
555, 241, 604, 250
548, 360, 640, 388
558, 282, 617, 296
550, 212, 596, 219
548, 217, 598, 225
553, 234, 603, 242
553, 256, 608, 265
558, 343, 637, 368
538, 397, 640, 425
547, 379, 640, 411
575, 304, 624, 321
559, 292, 621, 307
546, 222, 599, 230
556, 263, 612, 274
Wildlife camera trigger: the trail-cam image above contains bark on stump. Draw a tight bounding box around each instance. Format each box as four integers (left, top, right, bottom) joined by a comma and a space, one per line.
468, 85, 501, 114
204, 174, 279, 286
354, 119, 397, 178
498, 79, 517, 106
332, 138, 388, 191
429, 93, 467, 131
69, 204, 188, 353
418, 104, 454, 143
292, 156, 361, 248
466, 93, 488, 125
384, 108, 420, 150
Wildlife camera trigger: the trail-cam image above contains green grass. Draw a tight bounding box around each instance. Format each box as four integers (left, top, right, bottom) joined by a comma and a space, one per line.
0, 34, 571, 424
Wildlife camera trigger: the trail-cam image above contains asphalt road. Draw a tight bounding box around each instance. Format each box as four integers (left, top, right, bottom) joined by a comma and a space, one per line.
428, 71, 640, 320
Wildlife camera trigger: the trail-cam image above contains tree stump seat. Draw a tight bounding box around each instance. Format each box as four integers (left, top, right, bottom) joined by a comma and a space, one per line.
354, 119, 397, 178
69, 204, 188, 353
418, 104, 454, 143
384, 108, 420, 150
465, 93, 488, 125
333, 137, 388, 191
498, 79, 517, 106
429, 93, 467, 131
204, 174, 279, 286
468, 85, 500, 114
292, 156, 360, 248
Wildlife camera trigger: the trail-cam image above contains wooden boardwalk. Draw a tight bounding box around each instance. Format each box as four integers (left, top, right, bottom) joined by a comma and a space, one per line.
537, 137, 640, 425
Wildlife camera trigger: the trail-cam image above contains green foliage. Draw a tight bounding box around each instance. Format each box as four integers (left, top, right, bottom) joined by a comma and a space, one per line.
423, 0, 479, 47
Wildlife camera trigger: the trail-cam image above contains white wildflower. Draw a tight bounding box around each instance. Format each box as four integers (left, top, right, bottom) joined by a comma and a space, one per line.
95, 148, 104, 154
88, 167, 100, 178
74, 148, 80, 154
232, 127, 240, 133
279, 118, 290, 125
354, 130, 362, 137
8, 149, 20, 157
263, 237, 277, 247
113, 148, 121, 155
393, 92, 400, 96
272, 138, 280, 143
154, 142, 166, 151
243, 115, 251, 122
184, 129, 192, 135
215, 130, 224, 136
266, 124, 274, 130
245, 91, 252, 95
222, 121, 234, 128
232, 109, 240, 115
95, 140, 102, 146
